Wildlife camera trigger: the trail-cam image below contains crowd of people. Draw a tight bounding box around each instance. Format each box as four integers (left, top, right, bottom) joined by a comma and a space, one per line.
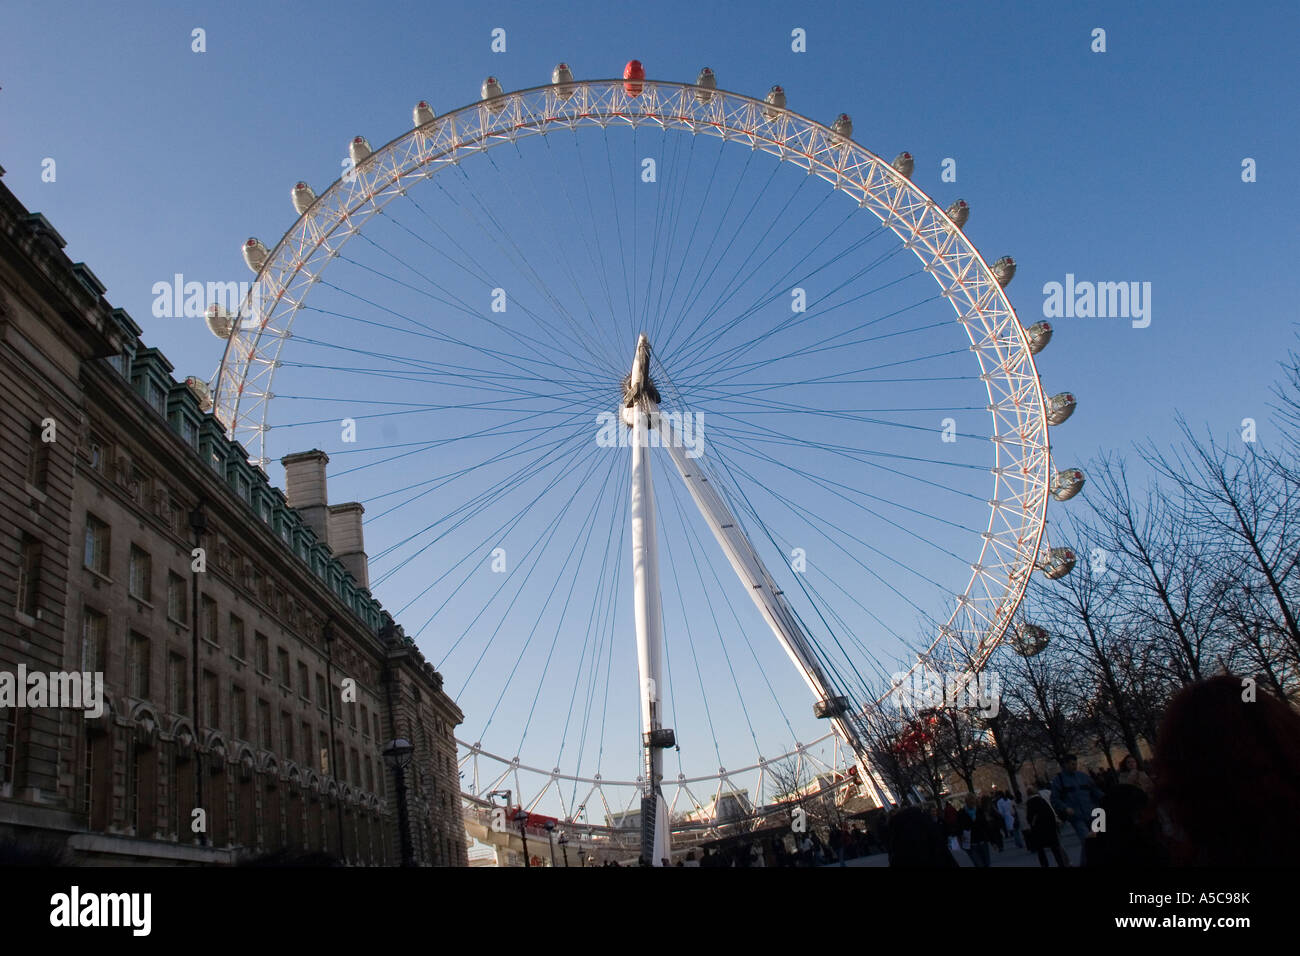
679, 826, 881, 867
886, 675, 1300, 867
598, 822, 884, 866
885, 751, 1159, 868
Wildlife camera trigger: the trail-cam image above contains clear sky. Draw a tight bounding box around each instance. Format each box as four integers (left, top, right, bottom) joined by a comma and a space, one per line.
4, 0, 1297, 818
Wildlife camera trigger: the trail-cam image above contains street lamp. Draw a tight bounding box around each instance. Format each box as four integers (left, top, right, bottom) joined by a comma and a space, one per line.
382, 738, 415, 867
545, 819, 557, 868
558, 831, 569, 867
514, 809, 532, 867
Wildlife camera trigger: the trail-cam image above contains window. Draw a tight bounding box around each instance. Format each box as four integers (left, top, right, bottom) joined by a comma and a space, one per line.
84, 515, 110, 575
168, 653, 187, 714
88, 436, 105, 474
231, 685, 248, 740
128, 546, 151, 601
17, 535, 41, 617
301, 721, 313, 766
318, 731, 330, 775
347, 699, 357, 731
280, 712, 294, 760
0, 708, 16, 787
316, 674, 327, 711
129, 467, 153, 510
81, 608, 107, 673
200, 595, 218, 644
167, 573, 187, 622
258, 699, 273, 750
27, 424, 50, 489
148, 381, 167, 415
350, 748, 361, 786
297, 661, 310, 700
181, 418, 198, 448
255, 633, 269, 674
160, 490, 177, 535
361, 705, 369, 740
277, 648, 291, 687
202, 671, 219, 728
128, 633, 150, 698
229, 614, 246, 660
372, 714, 382, 743
364, 756, 374, 794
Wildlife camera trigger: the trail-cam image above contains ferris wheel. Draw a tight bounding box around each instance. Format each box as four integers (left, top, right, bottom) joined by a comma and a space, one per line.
209, 61, 1083, 864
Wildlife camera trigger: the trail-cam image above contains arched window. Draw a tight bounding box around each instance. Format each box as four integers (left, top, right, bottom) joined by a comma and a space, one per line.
86, 727, 113, 831
207, 758, 228, 847
173, 751, 196, 843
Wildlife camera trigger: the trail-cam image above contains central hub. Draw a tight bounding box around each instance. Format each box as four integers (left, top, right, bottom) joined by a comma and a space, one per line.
621, 332, 660, 426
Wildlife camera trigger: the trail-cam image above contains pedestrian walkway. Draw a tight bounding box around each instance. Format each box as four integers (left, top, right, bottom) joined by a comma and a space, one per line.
834, 830, 1086, 867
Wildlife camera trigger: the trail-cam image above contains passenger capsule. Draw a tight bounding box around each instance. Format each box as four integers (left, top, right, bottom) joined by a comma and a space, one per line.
813, 696, 849, 719
832, 113, 853, 141
764, 84, 786, 120
242, 238, 269, 274
184, 376, 214, 412
552, 63, 575, 99
695, 66, 716, 103
1040, 547, 1077, 580
1025, 320, 1053, 354
1046, 392, 1077, 425
349, 136, 372, 166
992, 255, 1016, 287
1011, 623, 1050, 657
945, 199, 970, 228
892, 151, 914, 179
1050, 468, 1086, 501
481, 76, 505, 112
623, 59, 645, 97
413, 100, 435, 127
291, 181, 316, 216
204, 304, 235, 339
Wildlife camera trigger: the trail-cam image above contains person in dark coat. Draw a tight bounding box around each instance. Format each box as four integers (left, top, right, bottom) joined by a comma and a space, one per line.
957, 793, 992, 867
980, 794, 1004, 852
942, 800, 960, 852
1154, 674, 1300, 866
1085, 783, 1169, 867
1051, 754, 1105, 864
888, 806, 959, 867
1026, 786, 1068, 867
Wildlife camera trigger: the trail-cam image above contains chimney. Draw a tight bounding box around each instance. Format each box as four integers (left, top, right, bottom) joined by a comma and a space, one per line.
328, 502, 368, 589
282, 450, 330, 544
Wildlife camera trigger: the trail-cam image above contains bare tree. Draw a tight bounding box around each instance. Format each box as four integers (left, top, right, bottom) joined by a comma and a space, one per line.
1027, 513, 1150, 767
1087, 455, 1221, 684
982, 698, 1037, 798
1145, 421, 1300, 670
1001, 636, 1087, 764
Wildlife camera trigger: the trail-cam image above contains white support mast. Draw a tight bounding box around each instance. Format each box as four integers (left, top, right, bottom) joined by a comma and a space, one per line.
648, 397, 897, 810
623, 334, 673, 866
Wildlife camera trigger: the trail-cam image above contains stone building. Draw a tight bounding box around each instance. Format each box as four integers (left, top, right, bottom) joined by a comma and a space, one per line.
0, 167, 466, 864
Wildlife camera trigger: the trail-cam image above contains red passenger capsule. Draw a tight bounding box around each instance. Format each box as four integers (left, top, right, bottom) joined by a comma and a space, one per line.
623, 59, 645, 97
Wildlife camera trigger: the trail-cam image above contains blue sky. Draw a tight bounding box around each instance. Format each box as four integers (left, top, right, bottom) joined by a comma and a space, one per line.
4, 0, 1297, 816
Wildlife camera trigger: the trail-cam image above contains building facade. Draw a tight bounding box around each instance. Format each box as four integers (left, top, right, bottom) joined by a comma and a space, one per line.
0, 167, 466, 865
